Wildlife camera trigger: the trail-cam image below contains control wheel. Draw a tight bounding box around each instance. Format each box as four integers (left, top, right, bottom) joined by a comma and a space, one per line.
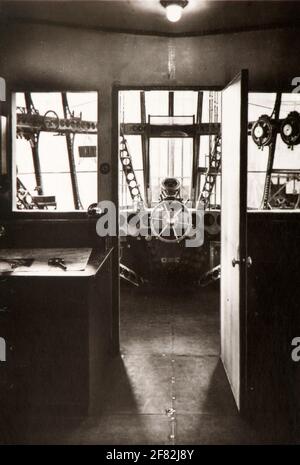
150, 200, 193, 243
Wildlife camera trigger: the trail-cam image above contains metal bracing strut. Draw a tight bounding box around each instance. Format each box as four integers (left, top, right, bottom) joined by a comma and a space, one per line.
140, 91, 149, 206
120, 263, 143, 287
193, 91, 203, 204
61, 92, 83, 210
261, 92, 282, 209
24, 93, 43, 195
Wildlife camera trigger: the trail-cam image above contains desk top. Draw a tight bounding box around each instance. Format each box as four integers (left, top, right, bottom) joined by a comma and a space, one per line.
0, 247, 113, 277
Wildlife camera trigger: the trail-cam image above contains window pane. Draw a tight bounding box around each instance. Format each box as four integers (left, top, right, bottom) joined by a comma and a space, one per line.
145, 91, 169, 119
119, 91, 141, 123
150, 138, 192, 203
248, 92, 300, 210
174, 91, 198, 116
15, 91, 98, 212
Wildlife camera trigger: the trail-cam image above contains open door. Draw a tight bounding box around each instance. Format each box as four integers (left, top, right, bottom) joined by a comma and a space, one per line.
221, 70, 248, 411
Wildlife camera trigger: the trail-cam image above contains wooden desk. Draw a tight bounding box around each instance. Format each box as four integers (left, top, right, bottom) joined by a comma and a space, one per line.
0, 247, 113, 415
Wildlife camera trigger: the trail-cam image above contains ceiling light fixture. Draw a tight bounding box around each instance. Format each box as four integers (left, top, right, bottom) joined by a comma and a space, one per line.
160, 0, 189, 23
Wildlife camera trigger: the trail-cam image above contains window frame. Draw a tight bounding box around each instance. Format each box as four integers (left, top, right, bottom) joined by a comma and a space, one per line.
10, 89, 100, 219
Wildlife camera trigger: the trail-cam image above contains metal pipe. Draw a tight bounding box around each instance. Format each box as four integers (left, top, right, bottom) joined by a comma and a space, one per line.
24, 93, 43, 195
261, 92, 282, 209
61, 92, 83, 210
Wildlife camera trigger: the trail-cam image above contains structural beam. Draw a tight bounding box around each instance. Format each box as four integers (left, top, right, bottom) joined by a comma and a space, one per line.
61, 92, 83, 210
192, 91, 203, 204
24, 92, 43, 195
17, 113, 97, 135
140, 91, 150, 206
261, 92, 282, 209
121, 122, 220, 137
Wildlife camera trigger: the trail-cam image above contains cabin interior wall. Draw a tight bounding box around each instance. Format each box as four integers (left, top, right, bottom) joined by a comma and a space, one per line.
0, 23, 299, 209
1, 21, 300, 439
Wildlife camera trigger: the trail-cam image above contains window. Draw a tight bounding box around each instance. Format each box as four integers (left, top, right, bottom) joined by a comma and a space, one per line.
150, 138, 193, 203
248, 93, 300, 210
13, 91, 98, 212
119, 90, 221, 209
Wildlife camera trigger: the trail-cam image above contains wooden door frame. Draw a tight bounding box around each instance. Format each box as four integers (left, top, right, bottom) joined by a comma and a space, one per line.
111, 84, 223, 356
239, 70, 249, 414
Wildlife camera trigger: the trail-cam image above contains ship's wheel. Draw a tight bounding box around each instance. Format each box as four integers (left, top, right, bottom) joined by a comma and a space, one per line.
150, 199, 193, 243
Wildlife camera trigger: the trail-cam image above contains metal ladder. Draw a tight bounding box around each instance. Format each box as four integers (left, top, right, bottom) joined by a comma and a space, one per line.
197, 134, 221, 208
120, 133, 143, 203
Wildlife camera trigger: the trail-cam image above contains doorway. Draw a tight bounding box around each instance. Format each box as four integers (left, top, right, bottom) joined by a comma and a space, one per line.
106, 76, 257, 444
117, 88, 222, 288
108, 87, 246, 443
117, 88, 222, 355
103, 74, 297, 443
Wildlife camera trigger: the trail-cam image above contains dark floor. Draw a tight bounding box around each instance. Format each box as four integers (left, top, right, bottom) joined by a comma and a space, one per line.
5, 283, 294, 444
102, 284, 262, 445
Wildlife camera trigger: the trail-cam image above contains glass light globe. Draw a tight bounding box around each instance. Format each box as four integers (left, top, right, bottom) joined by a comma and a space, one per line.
166, 4, 183, 22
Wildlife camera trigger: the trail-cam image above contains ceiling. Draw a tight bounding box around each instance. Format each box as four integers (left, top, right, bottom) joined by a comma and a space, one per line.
0, 0, 300, 36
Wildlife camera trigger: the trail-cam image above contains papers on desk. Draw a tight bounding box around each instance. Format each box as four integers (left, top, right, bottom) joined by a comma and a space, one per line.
0, 248, 92, 272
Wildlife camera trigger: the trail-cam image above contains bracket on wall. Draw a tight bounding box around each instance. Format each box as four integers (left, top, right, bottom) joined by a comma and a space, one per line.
100, 162, 111, 175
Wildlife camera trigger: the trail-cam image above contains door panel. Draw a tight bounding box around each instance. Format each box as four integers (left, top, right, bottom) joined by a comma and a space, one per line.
221, 70, 248, 410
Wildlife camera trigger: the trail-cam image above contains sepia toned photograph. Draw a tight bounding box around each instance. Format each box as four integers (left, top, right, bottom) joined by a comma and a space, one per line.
0, 0, 300, 448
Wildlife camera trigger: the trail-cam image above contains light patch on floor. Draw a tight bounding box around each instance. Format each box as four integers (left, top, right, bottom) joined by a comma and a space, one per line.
9, 284, 287, 444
